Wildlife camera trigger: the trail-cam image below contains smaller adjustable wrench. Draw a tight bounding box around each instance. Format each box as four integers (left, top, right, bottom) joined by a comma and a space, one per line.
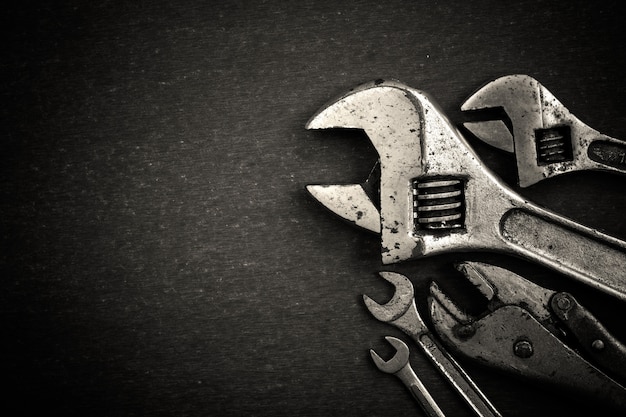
371, 336, 446, 417
462, 74, 626, 187
364, 272, 501, 417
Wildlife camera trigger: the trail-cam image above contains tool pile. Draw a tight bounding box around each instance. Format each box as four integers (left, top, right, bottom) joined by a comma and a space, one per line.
305, 76, 626, 415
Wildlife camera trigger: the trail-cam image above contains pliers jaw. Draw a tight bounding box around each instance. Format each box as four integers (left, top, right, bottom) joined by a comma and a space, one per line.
454, 261, 555, 323
427, 261, 564, 353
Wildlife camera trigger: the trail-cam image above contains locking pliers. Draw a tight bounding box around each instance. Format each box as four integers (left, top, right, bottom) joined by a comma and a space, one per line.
428, 261, 626, 410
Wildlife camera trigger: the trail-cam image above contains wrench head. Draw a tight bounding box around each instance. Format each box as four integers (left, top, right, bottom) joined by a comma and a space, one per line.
306, 161, 381, 233
369, 336, 410, 374
461, 75, 581, 187
461, 74, 542, 153
363, 271, 414, 322
307, 80, 518, 264
306, 183, 381, 233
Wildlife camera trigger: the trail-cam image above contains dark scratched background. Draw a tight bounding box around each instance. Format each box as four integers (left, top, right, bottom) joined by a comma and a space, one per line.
3, 1, 626, 416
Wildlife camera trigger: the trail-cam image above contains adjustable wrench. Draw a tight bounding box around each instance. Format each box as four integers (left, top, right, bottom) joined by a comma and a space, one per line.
364, 272, 501, 417
462, 74, 626, 187
306, 80, 626, 301
370, 336, 446, 417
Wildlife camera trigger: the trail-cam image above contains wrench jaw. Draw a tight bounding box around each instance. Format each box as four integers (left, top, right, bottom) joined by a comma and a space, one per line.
369, 336, 410, 374
462, 74, 624, 187
363, 272, 415, 322
307, 79, 427, 264
306, 79, 521, 264
363, 272, 429, 337
306, 162, 382, 233
305, 184, 381, 233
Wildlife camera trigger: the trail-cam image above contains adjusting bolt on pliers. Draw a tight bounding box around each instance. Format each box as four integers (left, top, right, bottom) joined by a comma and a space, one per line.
428, 261, 626, 410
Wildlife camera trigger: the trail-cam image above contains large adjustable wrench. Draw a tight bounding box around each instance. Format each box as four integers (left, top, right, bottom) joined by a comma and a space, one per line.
306, 80, 626, 301
462, 74, 626, 187
370, 336, 446, 417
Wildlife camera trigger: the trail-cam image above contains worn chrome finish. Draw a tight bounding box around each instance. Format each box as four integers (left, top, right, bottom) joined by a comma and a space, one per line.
370, 336, 446, 417
428, 262, 626, 409
306, 80, 626, 301
364, 272, 501, 417
462, 74, 626, 187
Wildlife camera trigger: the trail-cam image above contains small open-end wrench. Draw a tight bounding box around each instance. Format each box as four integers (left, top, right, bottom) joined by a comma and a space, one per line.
370, 336, 446, 417
462, 74, 626, 187
306, 80, 626, 301
364, 272, 501, 417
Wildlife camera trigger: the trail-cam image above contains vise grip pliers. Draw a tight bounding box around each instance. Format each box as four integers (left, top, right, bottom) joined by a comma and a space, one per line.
428, 261, 626, 410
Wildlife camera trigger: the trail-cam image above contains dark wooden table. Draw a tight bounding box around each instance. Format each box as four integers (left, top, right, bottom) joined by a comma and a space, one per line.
3, 1, 626, 416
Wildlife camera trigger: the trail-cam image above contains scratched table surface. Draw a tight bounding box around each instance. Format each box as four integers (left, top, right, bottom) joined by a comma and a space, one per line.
3, 1, 626, 416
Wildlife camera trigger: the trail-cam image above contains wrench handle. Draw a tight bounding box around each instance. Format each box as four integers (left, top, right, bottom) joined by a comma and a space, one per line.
587, 139, 626, 172
396, 365, 447, 417
500, 207, 626, 301
417, 334, 502, 417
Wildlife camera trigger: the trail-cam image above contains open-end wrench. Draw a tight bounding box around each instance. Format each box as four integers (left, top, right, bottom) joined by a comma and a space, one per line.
371, 336, 446, 417
462, 74, 626, 187
306, 80, 626, 301
364, 272, 501, 417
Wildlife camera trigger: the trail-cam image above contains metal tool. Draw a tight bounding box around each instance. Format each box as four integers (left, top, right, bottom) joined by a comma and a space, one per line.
428, 261, 626, 410
461, 74, 626, 187
364, 272, 501, 417
306, 80, 626, 301
370, 336, 446, 417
